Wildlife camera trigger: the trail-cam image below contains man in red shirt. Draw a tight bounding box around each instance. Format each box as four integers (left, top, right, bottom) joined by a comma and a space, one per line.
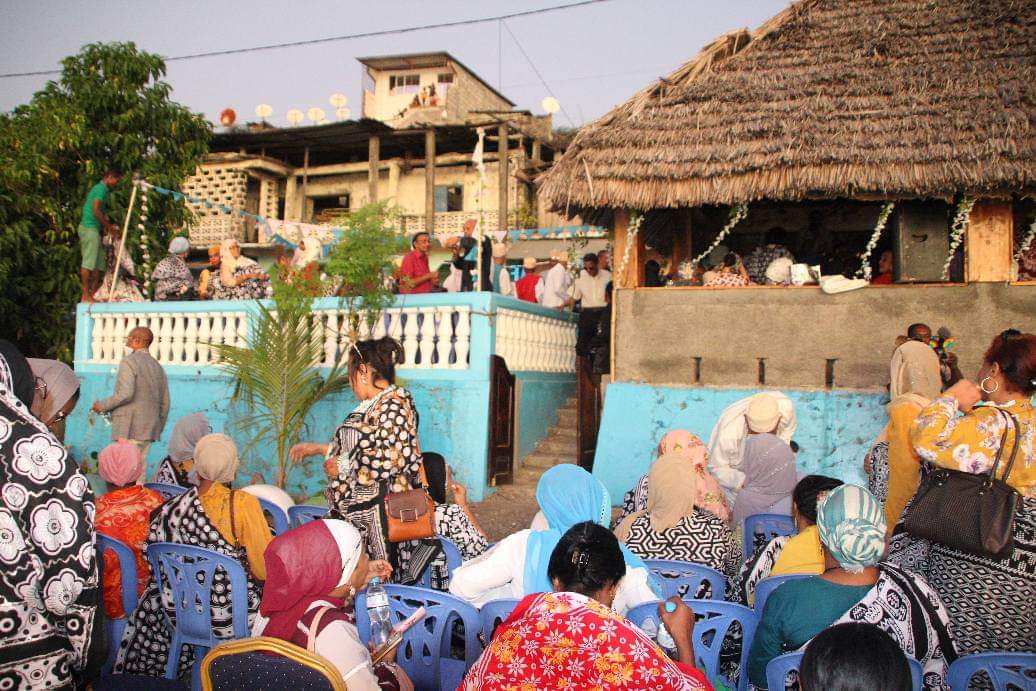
399, 232, 438, 294
515, 256, 542, 303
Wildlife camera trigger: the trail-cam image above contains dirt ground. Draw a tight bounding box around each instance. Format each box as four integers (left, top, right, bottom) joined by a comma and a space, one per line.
468, 475, 540, 542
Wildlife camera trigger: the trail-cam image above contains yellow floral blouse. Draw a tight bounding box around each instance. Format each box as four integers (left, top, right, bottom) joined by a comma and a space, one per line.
911, 396, 1035, 497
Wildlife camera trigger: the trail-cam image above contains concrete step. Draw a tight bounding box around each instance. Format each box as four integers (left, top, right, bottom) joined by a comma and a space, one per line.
522, 452, 572, 470
548, 425, 577, 441
557, 398, 578, 412
537, 437, 578, 456
556, 408, 577, 427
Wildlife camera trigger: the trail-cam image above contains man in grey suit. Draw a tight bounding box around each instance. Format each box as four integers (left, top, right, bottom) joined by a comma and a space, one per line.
91, 326, 170, 481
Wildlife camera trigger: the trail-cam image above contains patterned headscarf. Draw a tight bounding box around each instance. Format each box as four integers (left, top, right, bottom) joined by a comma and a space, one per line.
816, 484, 886, 573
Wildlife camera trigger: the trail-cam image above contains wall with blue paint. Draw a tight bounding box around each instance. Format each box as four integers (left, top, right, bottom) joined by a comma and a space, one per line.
515, 373, 576, 460
593, 382, 887, 504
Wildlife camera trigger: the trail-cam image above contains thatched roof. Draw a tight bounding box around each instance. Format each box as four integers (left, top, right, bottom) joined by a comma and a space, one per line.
539, 0, 1036, 210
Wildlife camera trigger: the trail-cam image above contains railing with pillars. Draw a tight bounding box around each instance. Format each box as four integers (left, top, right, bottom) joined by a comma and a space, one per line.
74, 294, 576, 376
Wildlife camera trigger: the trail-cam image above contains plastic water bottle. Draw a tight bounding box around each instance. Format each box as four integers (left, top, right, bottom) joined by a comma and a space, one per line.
366, 577, 393, 649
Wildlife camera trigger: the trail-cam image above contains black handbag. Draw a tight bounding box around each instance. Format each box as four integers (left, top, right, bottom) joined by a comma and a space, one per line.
904, 408, 1021, 561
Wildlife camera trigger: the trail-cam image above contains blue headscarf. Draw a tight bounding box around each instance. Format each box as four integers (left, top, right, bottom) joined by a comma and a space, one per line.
523, 465, 656, 596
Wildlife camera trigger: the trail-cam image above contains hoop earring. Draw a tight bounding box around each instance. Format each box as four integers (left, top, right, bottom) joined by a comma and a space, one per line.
360, 376, 369, 385
980, 376, 998, 394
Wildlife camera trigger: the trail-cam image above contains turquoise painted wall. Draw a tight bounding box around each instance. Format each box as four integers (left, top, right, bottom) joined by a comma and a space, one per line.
593, 382, 888, 504
516, 373, 576, 460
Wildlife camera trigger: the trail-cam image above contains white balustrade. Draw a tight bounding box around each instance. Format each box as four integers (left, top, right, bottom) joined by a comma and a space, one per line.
417, 312, 435, 368
494, 308, 576, 374
401, 309, 419, 367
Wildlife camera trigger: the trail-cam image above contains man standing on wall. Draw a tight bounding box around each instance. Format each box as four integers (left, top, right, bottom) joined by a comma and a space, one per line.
91, 327, 170, 480
78, 170, 122, 302
570, 252, 612, 358
399, 232, 439, 294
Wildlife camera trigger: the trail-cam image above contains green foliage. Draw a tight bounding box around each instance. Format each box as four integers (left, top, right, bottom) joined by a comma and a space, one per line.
0, 42, 210, 359
323, 201, 409, 340
212, 272, 352, 489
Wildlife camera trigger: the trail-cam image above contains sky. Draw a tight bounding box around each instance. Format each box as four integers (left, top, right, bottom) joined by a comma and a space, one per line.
0, 0, 790, 129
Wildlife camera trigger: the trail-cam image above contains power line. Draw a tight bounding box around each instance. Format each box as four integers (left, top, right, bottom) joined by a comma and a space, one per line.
500, 20, 575, 127
0, 0, 614, 80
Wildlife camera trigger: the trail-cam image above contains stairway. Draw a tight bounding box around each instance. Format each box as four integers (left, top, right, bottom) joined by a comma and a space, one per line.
520, 397, 578, 474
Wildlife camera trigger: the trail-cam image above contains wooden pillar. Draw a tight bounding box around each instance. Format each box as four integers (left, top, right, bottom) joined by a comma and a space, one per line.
966, 200, 1013, 282
424, 129, 435, 233
531, 139, 542, 164
368, 135, 380, 204
301, 146, 310, 222
612, 208, 646, 289
498, 123, 509, 232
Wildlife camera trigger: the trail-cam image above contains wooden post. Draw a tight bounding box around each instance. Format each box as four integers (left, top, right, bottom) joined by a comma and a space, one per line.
966, 200, 1013, 282
425, 129, 435, 233
301, 146, 310, 222
531, 139, 542, 165
498, 123, 509, 232
612, 209, 631, 288
368, 135, 380, 204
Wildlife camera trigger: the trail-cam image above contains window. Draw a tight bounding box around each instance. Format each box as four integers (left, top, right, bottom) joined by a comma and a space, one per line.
437, 73, 453, 84
436, 72, 453, 100
310, 194, 350, 222
434, 185, 463, 212
389, 74, 420, 95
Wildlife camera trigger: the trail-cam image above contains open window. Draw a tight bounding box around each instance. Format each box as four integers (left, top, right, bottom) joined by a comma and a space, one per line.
389, 74, 420, 95
434, 185, 463, 213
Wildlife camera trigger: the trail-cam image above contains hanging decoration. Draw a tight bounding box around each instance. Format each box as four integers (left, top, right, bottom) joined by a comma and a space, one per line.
941, 196, 975, 281
1013, 215, 1036, 269
855, 201, 895, 280
680, 202, 749, 276
614, 210, 644, 285
137, 182, 152, 294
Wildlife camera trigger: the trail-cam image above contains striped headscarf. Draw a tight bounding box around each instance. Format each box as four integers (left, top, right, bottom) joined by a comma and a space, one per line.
816, 484, 886, 573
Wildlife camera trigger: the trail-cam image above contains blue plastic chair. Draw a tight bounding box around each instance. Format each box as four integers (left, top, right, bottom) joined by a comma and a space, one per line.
97, 533, 138, 674
479, 598, 520, 644
146, 542, 250, 687
766, 650, 924, 691
753, 574, 812, 612
416, 536, 464, 589
255, 498, 289, 536
626, 599, 758, 691
145, 483, 188, 501
947, 652, 1036, 690
645, 559, 727, 600
743, 513, 796, 562
355, 584, 481, 691
287, 504, 326, 529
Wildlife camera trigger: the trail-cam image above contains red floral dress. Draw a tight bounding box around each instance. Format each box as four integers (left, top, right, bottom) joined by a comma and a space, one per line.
96, 486, 165, 618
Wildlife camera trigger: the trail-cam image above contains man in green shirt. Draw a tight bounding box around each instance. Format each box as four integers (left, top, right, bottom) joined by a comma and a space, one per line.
78, 169, 122, 302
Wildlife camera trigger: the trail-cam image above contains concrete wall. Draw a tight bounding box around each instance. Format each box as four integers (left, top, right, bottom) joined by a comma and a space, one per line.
614, 283, 1035, 389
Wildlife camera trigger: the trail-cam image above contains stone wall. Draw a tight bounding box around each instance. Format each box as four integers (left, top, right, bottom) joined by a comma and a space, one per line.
182, 164, 250, 245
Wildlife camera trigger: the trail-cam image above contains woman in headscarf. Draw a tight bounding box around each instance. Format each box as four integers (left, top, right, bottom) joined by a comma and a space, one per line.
617, 430, 730, 527
747, 485, 955, 690
449, 464, 659, 616
731, 434, 797, 537
463, 522, 712, 691
253, 519, 411, 690
151, 235, 196, 301
864, 339, 942, 532
212, 238, 270, 300
27, 357, 80, 441
115, 433, 273, 680
0, 342, 101, 688
92, 235, 145, 302
702, 252, 753, 288
153, 412, 210, 487
396, 452, 489, 589
292, 236, 322, 270
95, 441, 165, 618
615, 453, 742, 588
198, 244, 222, 299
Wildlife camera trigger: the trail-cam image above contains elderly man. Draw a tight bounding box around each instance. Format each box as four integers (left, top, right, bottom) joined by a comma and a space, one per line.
399, 232, 438, 294
91, 327, 170, 479
447, 219, 492, 291
707, 392, 797, 501
541, 250, 573, 309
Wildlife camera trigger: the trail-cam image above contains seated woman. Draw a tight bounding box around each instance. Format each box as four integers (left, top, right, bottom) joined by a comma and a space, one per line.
95, 441, 166, 618
735, 475, 843, 605
462, 522, 712, 690
254, 518, 410, 690
396, 452, 490, 588
702, 252, 753, 288
151, 236, 197, 301
800, 623, 913, 691
746, 485, 955, 690
615, 452, 741, 587
198, 244, 222, 298
153, 412, 210, 487
27, 357, 81, 440
449, 464, 658, 616
732, 433, 797, 554
212, 238, 270, 300
616, 429, 730, 526
115, 433, 274, 679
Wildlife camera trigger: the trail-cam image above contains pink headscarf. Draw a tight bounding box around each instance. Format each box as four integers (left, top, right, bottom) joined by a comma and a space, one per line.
656, 430, 731, 523
99, 440, 143, 487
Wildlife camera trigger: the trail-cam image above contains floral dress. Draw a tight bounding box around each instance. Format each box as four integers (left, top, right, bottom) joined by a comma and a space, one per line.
212, 262, 271, 300
95, 486, 165, 618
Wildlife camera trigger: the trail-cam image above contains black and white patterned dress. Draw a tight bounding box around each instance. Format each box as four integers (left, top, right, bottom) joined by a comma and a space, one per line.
622, 509, 743, 584
396, 503, 489, 590
114, 488, 262, 680
866, 440, 890, 506
733, 535, 790, 605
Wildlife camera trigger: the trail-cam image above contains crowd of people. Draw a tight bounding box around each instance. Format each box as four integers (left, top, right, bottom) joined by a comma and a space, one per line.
1, 320, 1033, 689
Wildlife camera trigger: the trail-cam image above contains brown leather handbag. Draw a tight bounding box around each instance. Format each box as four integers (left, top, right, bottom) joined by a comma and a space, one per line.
385, 488, 436, 542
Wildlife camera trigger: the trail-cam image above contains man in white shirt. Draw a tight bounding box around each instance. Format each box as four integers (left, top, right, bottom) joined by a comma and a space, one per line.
489, 242, 514, 296
540, 250, 572, 309
570, 252, 612, 358
707, 392, 797, 501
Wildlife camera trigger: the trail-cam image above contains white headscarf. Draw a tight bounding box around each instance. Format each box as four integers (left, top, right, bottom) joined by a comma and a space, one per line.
323, 519, 363, 587
293, 236, 322, 267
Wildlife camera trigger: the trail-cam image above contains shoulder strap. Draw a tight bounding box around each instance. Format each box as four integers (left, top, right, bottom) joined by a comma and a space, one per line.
997, 411, 1022, 483
306, 605, 333, 653
228, 489, 239, 547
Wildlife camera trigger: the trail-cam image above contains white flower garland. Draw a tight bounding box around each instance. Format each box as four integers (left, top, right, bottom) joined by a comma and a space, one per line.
614, 211, 644, 284
1014, 216, 1036, 265
137, 182, 152, 290
685, 203, 749, 273
941, 197, 975, 281
855, 202, 895, 280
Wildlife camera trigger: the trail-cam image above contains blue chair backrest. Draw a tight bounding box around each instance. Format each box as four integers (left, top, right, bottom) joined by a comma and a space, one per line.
416, 536, 464, 589
256, 498, 289, 536
146, 542, 250, 680
287, 504, 326, 529
767, 651, 924, 691
97, 533, 138, 674
355, 584, 481, 691
144, 482, 188, 501
479, 598, 520, 644
743, 513, 796, 561
626, 598, 758, 691
947, 652, 1036, 691
644, 559, 727, 600
753, 574, 812, 612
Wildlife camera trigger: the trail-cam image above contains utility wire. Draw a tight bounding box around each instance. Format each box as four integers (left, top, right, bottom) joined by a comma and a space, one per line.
0, 0, 614, 79
500, 20, 576, 127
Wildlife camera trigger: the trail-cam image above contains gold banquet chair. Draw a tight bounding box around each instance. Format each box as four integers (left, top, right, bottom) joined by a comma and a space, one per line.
200, 636, 346, 691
